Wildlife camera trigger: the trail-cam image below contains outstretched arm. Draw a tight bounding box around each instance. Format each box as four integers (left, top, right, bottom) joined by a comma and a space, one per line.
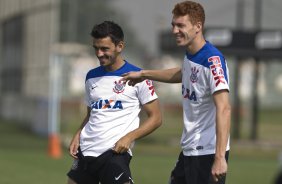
113, 99, 162, 153
121, 67, 182, 86
211, 90, 231, 182
68, 106, 91, 158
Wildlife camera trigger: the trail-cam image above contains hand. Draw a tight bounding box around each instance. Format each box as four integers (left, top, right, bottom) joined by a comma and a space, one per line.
121, 71, 144, 86
69, 132, 80, 159
211, 157, 228, 182
113, 135, 133, 154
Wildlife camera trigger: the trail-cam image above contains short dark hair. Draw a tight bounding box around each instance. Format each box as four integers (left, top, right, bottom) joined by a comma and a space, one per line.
91, 21, 124, 45
172, 1, 205, 28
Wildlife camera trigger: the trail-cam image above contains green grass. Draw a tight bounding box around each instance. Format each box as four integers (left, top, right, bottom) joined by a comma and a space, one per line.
0, 108, 281, 184
0, 149, 71, 184
227, 156, 278, 184
0, 120, 72, 184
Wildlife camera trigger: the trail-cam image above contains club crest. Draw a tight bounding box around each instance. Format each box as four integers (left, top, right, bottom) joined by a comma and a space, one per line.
190, 67, 199, 83
113, 80, 126, 94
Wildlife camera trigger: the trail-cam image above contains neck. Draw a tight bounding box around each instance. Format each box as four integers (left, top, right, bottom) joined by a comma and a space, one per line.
186, 34, 206, 55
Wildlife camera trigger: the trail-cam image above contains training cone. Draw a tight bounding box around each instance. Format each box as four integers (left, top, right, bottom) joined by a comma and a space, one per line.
48, 134, 62, 159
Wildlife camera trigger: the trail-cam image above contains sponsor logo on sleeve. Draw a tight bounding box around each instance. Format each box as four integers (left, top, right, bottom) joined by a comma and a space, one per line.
145, 80, 155, 96
208, 56, 226, 87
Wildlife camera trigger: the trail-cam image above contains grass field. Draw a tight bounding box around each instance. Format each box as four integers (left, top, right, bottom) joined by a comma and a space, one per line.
1, 108, 281, 184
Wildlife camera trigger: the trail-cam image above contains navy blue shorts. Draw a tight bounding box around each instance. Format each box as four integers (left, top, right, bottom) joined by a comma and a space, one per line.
169, 151, 229, 184
67, 149, 133, 184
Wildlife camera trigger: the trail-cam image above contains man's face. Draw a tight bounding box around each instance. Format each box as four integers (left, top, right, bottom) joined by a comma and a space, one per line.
92, 37, 123, 67
171, 15, 199, 47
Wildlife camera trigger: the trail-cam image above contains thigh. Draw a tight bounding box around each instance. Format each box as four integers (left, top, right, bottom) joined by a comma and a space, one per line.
185, 154, 214, 184
99, 152, 133, 184
67, 147, 99, 184
67, 158, 99, 184
67, 177, 78, 184
169, 152, 186, 184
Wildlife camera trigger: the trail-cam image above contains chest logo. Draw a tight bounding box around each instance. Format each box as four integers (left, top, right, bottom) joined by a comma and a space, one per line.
190, 67, 199, 83
113, 80, 126, 94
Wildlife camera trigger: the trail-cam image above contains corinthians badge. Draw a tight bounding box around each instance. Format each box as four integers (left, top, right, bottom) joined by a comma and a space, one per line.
190, 67, 199, 83
113, 80, 126, 94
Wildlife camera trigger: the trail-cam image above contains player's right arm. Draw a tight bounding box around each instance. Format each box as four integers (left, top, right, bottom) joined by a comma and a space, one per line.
69, 106, 91, 158
121, 67, 182, 86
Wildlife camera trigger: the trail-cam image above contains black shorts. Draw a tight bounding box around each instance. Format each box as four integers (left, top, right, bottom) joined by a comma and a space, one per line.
169, 151, 229, 184
67, 149, 133, 184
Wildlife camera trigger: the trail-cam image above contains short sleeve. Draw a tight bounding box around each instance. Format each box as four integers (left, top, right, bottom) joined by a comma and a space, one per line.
136, 79, 158, 105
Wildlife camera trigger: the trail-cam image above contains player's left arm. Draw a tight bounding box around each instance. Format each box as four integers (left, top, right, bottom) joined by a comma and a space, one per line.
113, 99, 162, 154
211, 89, 231, 182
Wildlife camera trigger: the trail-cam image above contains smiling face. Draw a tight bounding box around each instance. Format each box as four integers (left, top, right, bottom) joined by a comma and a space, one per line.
171, 14, 200, 48
92, 36, 124, 71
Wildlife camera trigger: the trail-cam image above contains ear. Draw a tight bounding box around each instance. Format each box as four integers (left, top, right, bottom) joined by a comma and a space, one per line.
116, 41, 124, 53
195, 22, 202, 33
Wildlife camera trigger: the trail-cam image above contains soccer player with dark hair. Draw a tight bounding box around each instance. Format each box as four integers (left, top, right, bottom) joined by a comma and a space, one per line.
66, 21, 162, 184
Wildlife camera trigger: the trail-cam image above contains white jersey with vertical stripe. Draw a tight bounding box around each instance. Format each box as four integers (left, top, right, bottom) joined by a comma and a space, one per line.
80, 61, 158, 157
181, 41, 230, 156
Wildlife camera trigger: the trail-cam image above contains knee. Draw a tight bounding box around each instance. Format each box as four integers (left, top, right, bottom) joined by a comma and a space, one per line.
67, 177, 77, 184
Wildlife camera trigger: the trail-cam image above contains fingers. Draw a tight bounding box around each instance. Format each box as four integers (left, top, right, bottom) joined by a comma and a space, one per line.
212, 173, 226, 182
128, 80, 137, 86
119, 75, 136, 86
119, 71, 144, 87
69, 145, 78, 159
71, 152, 78, 159
212, 175, 218, 182
119, 76, 127, 83
119, 78, 137, 86
113, 146, 128, 154
113, 143, 129, 154
69, 152, 78, 159
121, 72, 129, 77
211, 158, 227, 182
120, 72, 130, 82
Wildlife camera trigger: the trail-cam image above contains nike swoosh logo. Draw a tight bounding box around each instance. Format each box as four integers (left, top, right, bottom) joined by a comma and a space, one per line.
91, 84, 97, 90
115, 172, 124, 180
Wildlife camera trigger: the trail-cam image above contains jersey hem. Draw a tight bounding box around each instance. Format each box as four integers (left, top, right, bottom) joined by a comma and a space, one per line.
182, 146, 230, 156
82, 149, 133, 157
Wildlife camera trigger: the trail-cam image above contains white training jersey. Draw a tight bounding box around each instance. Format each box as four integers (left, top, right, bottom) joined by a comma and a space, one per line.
181, 41, 230, 156
80, 61, 158, 157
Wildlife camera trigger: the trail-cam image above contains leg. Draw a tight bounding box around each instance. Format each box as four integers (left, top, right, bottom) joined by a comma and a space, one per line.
185, 154, 214, 184
184, 152, 229, 184
67, 177, 77, 184
67, 158, 99, 184
99, 151, 134, 184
